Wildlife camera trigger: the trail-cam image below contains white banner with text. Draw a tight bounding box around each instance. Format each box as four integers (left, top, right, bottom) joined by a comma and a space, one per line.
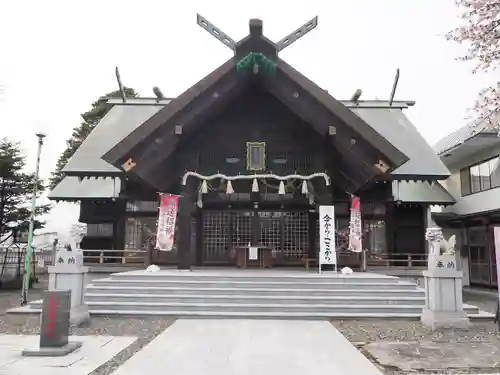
319, 205, 336, 265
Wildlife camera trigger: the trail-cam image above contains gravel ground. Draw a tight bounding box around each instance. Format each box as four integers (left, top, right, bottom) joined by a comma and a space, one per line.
332, 291, 499, 344
0, 275, 175, 375
332, 291, 500, 374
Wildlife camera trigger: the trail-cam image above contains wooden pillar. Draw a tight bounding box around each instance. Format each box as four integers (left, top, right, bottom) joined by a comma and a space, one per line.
177, 184, 193, 270
252, 204, 260, 246
308, 209, 317, 258
423, 204, 432, 255
385, 202, 395, 255
195, 207, 203, 266
145, 241, 153, 267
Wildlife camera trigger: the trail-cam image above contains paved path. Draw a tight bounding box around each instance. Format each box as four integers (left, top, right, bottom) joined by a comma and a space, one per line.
113, 319, 383, 375
0, 334, 136, 375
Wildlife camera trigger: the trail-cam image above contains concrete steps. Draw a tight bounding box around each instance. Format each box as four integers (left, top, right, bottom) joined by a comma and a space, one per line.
106, 273, 399, 283
8, 270, 496, 320
83, 285, 426, 297
82, 294, 426, 305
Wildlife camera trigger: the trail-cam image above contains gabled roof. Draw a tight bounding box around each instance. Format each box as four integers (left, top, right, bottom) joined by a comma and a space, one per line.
353, 108, 450, 178
103, 56, 408, 175
57, 100, 421, 179
103, 59, 236, 164
276, 61, 408, 166
101, 18, 411, 190
50, 101, 448, 200
62, 104, 164, 176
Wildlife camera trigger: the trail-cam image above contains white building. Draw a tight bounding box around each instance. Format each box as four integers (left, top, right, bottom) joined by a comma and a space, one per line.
434, 120, 500, 288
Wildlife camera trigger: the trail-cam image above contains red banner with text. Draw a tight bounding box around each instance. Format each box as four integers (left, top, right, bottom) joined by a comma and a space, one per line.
348, 195, 362, 253
155, 194, 180, 251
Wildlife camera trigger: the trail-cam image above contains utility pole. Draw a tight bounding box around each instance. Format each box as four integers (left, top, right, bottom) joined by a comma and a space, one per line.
20, 133, 46, 306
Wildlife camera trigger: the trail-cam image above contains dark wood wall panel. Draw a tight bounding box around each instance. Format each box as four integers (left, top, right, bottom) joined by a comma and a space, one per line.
392, 205, 426, 254
169, 87, 325, 183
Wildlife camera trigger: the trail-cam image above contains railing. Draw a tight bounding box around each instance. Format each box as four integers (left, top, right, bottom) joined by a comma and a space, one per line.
82, 249, 147, 265
367, 252, 427, 269
36, 250, 54, 267
0, 247, 54, 277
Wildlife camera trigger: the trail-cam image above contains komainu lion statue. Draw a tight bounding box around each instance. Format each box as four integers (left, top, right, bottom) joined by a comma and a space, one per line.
439, 234, 456, 255
425, 228, 456, 256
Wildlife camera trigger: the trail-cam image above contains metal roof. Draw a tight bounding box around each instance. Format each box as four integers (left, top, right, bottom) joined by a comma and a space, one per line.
433, 116, 499, 156
62, 100, 427, 178
55, 99, 450, 200
62, 105, 162, 174
392, 181, 455, 205
352, 107, 450, 178
105, 98, 173, 105
48, 176, 121, 201
107, 97, 414, 108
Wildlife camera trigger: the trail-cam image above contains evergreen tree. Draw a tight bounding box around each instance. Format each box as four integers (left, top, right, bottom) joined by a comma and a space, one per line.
49, 87, 138, 189
0, 138, 51, 244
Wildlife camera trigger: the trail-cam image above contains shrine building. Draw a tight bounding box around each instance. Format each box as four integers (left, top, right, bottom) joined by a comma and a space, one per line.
48, 16, 454, 269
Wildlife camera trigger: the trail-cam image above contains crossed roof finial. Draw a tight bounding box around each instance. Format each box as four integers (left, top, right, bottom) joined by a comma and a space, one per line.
196, 14, 318, 53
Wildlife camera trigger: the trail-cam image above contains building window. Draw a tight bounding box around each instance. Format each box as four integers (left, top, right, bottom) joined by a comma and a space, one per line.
460, 168, 471, 196
124, 217, 157, 250
460, 156, 500, 196
490, 157, 500, 186
126, 200, 158, 212
86, 223, 114, 237
470, 165, 481, 193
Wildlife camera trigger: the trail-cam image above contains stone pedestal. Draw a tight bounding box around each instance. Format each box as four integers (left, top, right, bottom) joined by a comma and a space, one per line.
421, 258, 470, 330
48, 249, 89, 326
421, 227, 469, 330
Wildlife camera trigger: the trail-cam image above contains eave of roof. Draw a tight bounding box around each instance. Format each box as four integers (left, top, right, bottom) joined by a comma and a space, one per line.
48, 176, 121, 201
105, 96, 415, 108
434, 116, 499, 156
392, 180, 455, 206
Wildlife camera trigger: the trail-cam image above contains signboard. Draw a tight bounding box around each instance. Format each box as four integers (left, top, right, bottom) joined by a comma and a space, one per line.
156, 194, 180, 251
55, 249, 83, 266
40, 290, 71, 348
319, 205, 336, 266
249, 247, 258, 260
348, 196, 362, 253
429, 254, 456, 272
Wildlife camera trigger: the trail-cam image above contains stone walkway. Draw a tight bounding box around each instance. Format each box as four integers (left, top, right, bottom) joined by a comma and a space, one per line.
0, 334, 136, 375
112, 319, 382, 375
